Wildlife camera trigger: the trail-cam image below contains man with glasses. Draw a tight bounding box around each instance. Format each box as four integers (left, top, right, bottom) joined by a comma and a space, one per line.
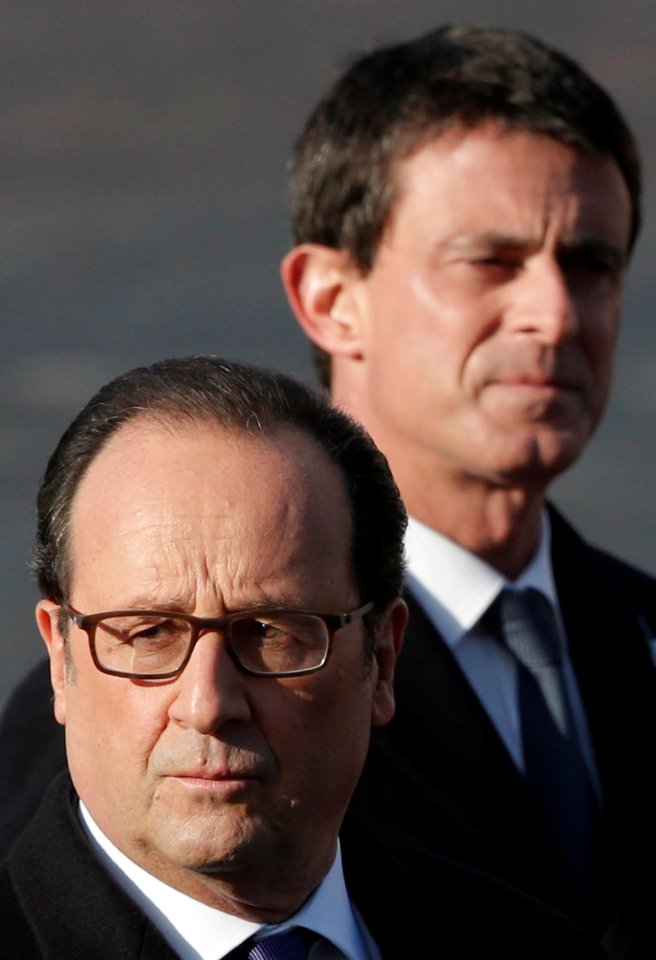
0, 356, 604, 958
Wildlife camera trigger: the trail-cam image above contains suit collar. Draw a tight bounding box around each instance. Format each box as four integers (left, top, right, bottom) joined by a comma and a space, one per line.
5, 772, 192, 959
6, 772, 404, 959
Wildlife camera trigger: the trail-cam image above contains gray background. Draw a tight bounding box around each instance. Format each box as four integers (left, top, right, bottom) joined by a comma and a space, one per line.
2, 0, 656, 710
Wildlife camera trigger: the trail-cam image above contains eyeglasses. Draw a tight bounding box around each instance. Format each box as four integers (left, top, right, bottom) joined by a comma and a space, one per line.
62, 602, 374, 679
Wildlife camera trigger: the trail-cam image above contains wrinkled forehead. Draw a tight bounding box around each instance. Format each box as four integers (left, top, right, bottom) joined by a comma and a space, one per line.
66, 417, 356, 608
383, 123, 631, 249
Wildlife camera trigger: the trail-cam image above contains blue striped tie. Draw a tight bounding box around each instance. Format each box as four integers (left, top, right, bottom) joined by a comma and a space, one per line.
244, 929, 316, 960
492, 587, 599, 891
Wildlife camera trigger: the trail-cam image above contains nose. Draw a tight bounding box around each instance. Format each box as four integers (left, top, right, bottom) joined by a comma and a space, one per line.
507, 257, 578, 344
169, 631, 252, 734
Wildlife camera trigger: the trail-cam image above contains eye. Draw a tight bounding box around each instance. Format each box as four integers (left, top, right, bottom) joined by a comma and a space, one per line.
252, 619, 289, 641
560, 245, 623, 285
133, 622, 171, 642
579, 256, 618, 277
99, 616, 184, 648
456, 248, 524, 284
468, 254, 521, 273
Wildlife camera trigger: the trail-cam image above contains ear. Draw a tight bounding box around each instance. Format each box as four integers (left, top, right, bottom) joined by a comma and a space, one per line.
36, 600, 68, 726
370, 598, 407, 728
281, 243, 365, 359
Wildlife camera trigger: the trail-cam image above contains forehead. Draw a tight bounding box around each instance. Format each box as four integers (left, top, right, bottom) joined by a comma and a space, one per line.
385, 124, 631, 250
67, 417, 355, 609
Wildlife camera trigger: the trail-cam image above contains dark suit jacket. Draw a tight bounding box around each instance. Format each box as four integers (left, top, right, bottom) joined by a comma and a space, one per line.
351, 507, 656, 960
0, 656, 66, 856
1, 508, 653, 956
0, 771, 608, 958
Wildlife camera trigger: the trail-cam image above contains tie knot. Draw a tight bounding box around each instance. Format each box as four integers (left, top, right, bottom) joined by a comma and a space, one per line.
245, 928, 316, 960
492, 587, 562, 670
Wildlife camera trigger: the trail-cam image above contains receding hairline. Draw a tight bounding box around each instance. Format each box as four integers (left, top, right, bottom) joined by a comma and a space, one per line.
63, 411, 358, 606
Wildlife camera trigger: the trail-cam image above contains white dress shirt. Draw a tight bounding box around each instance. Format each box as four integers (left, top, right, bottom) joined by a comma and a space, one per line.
79, 803, 380, 960
405, 512, 600, 791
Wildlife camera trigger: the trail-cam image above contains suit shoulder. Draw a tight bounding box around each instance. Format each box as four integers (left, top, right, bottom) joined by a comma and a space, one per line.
588, 545, 656, 638
589, 544, 656, 596
341, 813, 606, 958
0, 863, 45, 957
550, 505, 656, 648
0, 658, 66, 859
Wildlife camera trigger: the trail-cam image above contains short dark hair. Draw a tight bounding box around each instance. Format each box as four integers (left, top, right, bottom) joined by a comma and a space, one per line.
34, 356, 406, 624
289, 25, 642, 385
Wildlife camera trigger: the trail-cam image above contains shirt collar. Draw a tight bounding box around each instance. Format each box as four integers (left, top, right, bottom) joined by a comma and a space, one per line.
79, 802, 369, 959
255, 845, 372, 959
405, 511, 557, 650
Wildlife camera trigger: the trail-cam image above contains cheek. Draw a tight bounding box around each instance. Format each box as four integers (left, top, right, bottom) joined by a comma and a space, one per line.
275, 676, 371, 769
589, 320, 619, 367
296, 680, 373, 782
577, 282, 620, 339
579, 315, 619, 401
65, 675, 168, 794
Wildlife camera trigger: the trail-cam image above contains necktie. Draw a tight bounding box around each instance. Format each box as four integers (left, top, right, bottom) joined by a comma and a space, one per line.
491, 587, 599, 890
242, 929, 316, 960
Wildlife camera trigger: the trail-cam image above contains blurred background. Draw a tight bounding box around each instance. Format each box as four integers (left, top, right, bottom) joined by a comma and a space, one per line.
2, 0, 656, 709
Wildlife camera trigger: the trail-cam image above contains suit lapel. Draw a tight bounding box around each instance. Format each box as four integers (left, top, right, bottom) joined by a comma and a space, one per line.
6, 773, 179, 959
549, 505, 656, 816
340, 811, 608, 959
549, 507, 656, 925
391, 591, 522, 794
354, 588, 579, 905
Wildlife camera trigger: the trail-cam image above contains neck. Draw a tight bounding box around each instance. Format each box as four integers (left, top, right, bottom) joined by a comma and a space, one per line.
180, 865, 320, 923
403, 466, 544, 580
331, 372, 545, 580
83, 800, 335, 924
144, 839, 336, 923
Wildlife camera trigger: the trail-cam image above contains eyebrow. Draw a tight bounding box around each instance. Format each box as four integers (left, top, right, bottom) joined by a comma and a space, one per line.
102, 595, 191, 613
559, 238, 626, 270
85, 595, 301, 615
442, 232, 531, 252
439, 232, 627, 266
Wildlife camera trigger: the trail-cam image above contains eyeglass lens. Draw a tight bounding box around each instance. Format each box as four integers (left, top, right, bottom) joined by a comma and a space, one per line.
92, 612, 329, 676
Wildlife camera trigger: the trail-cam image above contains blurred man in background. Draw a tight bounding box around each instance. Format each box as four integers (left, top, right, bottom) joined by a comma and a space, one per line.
282, 24, 656, 959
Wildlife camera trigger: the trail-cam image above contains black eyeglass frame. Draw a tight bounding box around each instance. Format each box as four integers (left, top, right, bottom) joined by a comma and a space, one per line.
62, 601, 375, 680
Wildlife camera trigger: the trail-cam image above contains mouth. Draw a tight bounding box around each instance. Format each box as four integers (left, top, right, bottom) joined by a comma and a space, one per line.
496, 372, 579, 390
489, 375, 583, 403
163, 770, 263, 798
482, 371, 589, 425
169, 766, 261, 781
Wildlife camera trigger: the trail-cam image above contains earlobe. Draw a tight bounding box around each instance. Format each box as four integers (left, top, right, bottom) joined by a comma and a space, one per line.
36, 599, 68, 725
370, 598, 408, 728
281, 244, 365, 358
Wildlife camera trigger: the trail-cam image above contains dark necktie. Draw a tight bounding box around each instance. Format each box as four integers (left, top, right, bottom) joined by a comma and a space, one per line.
238, 929, 317, 960
491, 587, 599, 890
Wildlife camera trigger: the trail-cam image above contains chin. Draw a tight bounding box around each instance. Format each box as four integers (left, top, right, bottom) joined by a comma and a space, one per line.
151, 810, 266, 872
501, 442, 589, 489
